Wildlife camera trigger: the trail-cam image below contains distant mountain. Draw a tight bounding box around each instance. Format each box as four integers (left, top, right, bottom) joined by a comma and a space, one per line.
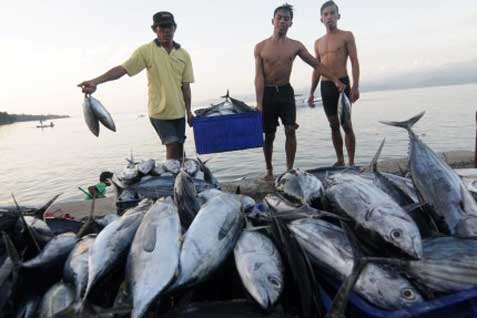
0, 111, 69, 125
362, 60, 477, 92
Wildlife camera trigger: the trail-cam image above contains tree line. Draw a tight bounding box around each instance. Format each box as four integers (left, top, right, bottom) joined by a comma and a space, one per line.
0, 111, 69, 125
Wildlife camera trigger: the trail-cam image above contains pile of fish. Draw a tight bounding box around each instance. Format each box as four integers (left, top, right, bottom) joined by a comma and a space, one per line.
112, 156, 220, 215
3, 111, 477, 317
83, 95, 116, 137
194, 90, 256, 117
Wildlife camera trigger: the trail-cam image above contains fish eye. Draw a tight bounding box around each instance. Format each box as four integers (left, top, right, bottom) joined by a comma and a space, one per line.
401, 288, 416, 301
391, 229, 402, 240
268, 276, 281, 288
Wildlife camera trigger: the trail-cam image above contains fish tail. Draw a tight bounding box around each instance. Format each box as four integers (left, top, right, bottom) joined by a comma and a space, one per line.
380, 111, 425, 131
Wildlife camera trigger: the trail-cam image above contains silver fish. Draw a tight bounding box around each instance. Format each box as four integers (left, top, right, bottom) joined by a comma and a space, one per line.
63, 235, 96, 300
16, 216, 54, 245
381, 112, 477, 237
170, 193, 243, 290
396, 236, 477, 293
184, 158, 199, 176
127, 198, 181, 318
88, 95, 116, 132
363, 139, 418, 206
325, 173, 423, 259
289, 218, 424, 309
83, 200, 150, 301
138, 159, 155, 175
174, 170, 201, 228
82, 96, 100, 137
234, 230, 283, 310
275, 169, 324, 205
163, 159, 181, 175
337, 92, 352, 129
22, 232, 78, 269
38, 282, 75, 318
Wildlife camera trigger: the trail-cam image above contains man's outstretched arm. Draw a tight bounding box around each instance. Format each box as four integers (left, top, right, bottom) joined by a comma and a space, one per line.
78, 66, 127, 94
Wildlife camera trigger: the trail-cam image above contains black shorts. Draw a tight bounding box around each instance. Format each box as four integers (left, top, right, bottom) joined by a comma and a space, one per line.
262, 84, 296, 134
149, 117, 186, 145
321, 77, 351, 117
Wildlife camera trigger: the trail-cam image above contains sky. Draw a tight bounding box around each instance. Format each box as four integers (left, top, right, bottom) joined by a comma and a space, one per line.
1, 0, 476, 115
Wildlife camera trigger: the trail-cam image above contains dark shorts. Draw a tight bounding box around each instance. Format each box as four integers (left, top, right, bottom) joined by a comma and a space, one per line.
149, 117, 186, 145
262, 83, 296, 134
321, 76, 351, 117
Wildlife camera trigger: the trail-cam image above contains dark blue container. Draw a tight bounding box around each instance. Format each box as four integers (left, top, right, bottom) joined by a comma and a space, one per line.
192, 112, 263, 155
320, 282, 477, 318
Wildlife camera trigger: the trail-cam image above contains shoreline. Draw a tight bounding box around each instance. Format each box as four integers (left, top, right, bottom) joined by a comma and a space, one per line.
45, 150, 475, 219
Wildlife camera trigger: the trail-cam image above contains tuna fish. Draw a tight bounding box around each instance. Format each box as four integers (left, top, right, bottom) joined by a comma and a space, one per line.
83, 200, 150, 301
21, 232, 78, 269
275, 169, 324, 206
88, 95, 116, 132
38, 282, 75, 318
381, 112, 477, 237
63, 235, 96, 300
234, 230, 283, 309
170, 193, 243, 290
138, 159, 155, 175
288, 218, 424, 309
337, 92, 352, 129
325, 173, 423, 259
127, 197, 181, 318
382, 236, 477, 293
174, 170, 201, 228
83, 96, 100, 137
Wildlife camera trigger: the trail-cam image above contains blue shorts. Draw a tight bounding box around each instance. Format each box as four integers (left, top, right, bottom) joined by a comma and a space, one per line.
149, 117, 186, 145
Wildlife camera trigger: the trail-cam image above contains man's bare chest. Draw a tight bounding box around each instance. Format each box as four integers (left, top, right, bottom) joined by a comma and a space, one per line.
261, 46, 296, 65
318, 38, 347, 56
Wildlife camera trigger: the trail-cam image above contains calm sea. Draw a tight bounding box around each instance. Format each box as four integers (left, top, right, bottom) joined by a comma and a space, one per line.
1, 83, 476, 206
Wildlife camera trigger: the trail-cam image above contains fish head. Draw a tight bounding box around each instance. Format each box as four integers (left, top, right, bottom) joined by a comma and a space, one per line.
363, 264, 424, 309
373, 206, 423, 259
455, 216, 477, 238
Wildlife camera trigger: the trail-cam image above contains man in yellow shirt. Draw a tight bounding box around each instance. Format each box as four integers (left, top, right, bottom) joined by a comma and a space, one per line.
79, 11, 194, 160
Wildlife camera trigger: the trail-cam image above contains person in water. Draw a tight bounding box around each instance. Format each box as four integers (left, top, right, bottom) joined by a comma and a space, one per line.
308, 1, 360, 166
254, 4, 344, 181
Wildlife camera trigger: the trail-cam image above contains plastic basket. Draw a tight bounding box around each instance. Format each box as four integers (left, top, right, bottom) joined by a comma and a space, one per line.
193, 112, 263, 154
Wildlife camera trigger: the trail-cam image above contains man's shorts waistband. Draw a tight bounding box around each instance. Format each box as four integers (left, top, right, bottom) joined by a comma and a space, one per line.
265, 83, 292, 93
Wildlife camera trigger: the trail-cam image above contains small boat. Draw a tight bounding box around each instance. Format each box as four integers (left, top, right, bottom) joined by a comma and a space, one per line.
36, 121, 54, 128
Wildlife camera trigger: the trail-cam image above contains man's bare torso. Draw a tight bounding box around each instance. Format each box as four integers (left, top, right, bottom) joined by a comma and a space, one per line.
257, 37, 302, 86
316, 29, 350, 81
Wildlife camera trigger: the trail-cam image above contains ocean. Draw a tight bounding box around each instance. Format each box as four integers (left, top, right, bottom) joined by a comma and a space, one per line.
1, 83, 476, 206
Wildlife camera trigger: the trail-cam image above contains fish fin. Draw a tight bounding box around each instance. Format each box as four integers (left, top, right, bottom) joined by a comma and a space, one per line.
11, 194, 41, 253
269, 212, 325, 317
379, 111, 425, 131
2, 232, 21, 267
37, 193, 62, 218
368, 138, 385, 173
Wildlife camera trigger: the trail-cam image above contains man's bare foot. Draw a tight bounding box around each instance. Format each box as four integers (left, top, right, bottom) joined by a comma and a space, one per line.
348, 161, 355, 167
262, 170, 274, 182
333, 161, 345, 167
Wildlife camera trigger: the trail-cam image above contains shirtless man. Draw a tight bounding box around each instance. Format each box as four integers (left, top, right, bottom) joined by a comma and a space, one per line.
308, 1, 360, 166
255, 4, 344, 181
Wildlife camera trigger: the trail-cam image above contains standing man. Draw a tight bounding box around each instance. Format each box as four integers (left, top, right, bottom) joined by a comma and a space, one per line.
308, 1, 360, 166
255, 4, 344, 181
79, 11, 194, 160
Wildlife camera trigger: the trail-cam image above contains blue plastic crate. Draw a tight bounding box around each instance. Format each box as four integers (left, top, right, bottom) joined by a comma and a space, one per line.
320, 280, 477, 318
192, 112, 263, 154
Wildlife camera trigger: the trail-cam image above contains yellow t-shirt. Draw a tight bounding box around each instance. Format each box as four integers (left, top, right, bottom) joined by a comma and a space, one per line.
122, 40, 194, 120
